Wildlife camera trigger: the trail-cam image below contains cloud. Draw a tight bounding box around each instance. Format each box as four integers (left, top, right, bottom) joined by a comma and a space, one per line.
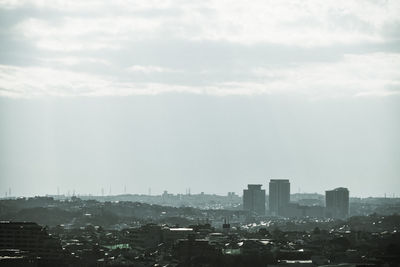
40, 57, 110, 66
127, 65, 177, 74
251, 53, 400, 98
0, 0, 399, 98
0, 52, 399, 98
0, 64, 202, 97
7, 0, 400, 49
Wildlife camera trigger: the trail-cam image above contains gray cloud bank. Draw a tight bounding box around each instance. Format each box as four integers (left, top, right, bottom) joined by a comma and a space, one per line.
0, 0, 399, 98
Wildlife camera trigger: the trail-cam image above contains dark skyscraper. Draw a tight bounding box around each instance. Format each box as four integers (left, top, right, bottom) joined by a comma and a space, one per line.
325, 187, 349, 218
269, 179, 290, 216
243, 184, 266, 215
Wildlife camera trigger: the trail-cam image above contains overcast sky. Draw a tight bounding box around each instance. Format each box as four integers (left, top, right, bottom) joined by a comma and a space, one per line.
0, 0, 399, 197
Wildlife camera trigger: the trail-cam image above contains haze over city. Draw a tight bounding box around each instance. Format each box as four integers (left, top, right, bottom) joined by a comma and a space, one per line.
1, 2, 400, 267
0, 0, 399, 198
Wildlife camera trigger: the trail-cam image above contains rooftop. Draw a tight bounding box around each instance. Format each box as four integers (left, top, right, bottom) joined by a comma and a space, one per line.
270, 179, 290, 183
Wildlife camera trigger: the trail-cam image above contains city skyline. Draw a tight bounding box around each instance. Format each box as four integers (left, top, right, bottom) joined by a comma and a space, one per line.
4, 180, 399, 199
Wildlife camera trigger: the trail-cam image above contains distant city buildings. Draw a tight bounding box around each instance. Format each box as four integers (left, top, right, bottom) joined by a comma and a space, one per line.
0, 197, 398, 266
243, 184, 266, 215
325, 187, 349, 219
269, 179, 290, 216
240, 179, 350, 219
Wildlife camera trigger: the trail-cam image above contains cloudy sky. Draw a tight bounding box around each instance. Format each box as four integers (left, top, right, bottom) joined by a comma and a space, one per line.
0, 0, 399, 197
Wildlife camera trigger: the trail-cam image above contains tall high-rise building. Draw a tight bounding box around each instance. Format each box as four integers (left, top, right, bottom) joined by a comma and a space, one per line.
243, 184, 266, 215
325, 187, 349, 218
269, 179, 290, 216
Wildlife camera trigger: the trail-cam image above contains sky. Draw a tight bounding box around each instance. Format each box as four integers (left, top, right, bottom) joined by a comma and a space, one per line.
0, 0, 399, 197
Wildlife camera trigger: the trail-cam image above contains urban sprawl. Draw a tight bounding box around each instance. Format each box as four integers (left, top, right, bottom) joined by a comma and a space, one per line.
0, 179, 399, 266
